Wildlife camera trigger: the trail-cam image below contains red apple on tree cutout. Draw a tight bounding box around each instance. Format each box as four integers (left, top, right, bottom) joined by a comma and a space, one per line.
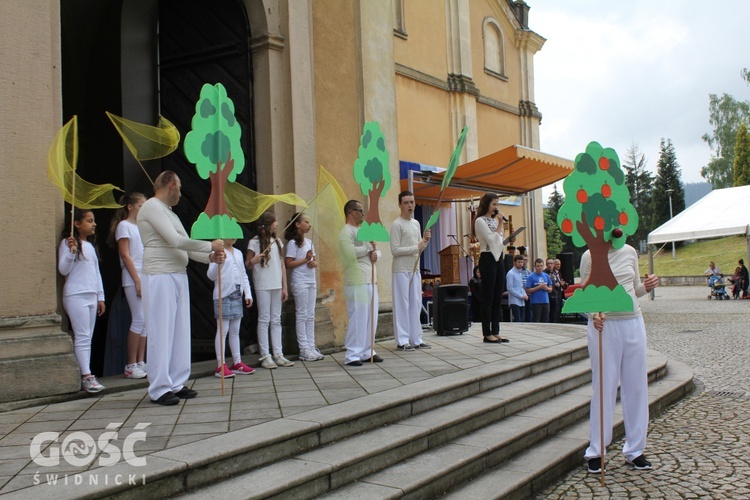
599, 157, 610, 170
594, 216, 605, 231
577, 189, 588, 203
601, 184, 611, 198
619, 211, 628, 225
561, 218, 573, 234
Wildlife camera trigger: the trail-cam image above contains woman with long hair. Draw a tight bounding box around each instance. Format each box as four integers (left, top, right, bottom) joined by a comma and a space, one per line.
473, 193, 508, 343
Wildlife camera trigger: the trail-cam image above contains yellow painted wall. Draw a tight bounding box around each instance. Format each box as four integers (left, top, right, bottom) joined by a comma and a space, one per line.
476, 102, 519, 156
393, 0, 447, 79
395, 75, 453, 166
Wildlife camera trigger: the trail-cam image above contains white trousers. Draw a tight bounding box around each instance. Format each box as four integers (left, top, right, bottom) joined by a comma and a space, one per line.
63, 292, 97, 376
584, 315, 649, 462
256, 289, 283, 357
344, 284, 378, 364
142, 273, 191, 400
291, 281, 317, 351
215, 318, 241, 366
123, 284, 146, 335
392, 272, 423, 347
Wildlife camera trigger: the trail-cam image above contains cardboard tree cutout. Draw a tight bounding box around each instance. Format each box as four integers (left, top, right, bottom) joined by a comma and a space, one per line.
557, 141, 639, 313
185, 83, 244, 239
354, 121, 391, 242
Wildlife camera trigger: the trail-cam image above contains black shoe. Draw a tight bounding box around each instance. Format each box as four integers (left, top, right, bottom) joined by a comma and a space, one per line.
368, 355, 384, 363
630, 455, 653, 470
151, 392, 180, 406
499, 337, 510, 343
483, 336, 501, 343
174, 387, 197, 399
587, 457, 603, 473
345, 360, 363, 367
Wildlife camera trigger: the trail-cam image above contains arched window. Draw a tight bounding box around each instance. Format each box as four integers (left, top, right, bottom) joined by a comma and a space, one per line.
483, 18, 506, 80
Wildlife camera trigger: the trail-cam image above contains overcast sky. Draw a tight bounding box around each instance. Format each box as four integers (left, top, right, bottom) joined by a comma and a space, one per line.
529, 0, 750, 200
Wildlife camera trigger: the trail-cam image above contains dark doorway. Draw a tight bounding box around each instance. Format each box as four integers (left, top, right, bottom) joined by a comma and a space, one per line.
59, 0, 256, 375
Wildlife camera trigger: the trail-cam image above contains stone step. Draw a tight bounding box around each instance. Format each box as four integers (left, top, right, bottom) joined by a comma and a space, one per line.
180, 357, 598, 499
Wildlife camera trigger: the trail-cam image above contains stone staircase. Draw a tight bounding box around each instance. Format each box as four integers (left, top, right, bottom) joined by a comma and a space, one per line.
18, 337, 693, 499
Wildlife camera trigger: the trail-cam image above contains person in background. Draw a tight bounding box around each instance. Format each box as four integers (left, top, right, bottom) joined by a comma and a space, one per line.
704, 261, 721, 277
525, 258, 552, 323
505, 255, 527, 322
469, 266, 482, 322
545, 258, 562, 323
738, 259, 749, 298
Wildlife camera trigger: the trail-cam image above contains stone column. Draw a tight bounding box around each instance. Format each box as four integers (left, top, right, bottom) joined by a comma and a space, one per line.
0, 1, 80, 404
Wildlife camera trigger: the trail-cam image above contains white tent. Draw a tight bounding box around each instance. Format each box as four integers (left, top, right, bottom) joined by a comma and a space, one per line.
647, 185, 750, 277
648, 185, 750, 244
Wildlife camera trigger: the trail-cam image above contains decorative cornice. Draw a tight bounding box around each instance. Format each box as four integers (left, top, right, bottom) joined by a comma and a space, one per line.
477, 95, 519, 115
250, 33, 286, 53
395, 63, 449, 91
447, 73, 480, 97
514, 29, 545, 53
518, 99, 542, 119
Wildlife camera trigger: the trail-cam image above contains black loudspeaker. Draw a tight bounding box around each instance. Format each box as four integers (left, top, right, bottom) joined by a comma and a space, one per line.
433, 284, 469, 335
556, 252, 575, 285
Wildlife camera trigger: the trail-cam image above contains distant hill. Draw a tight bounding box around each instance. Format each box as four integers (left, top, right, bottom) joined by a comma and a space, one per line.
684, 182, 712, 208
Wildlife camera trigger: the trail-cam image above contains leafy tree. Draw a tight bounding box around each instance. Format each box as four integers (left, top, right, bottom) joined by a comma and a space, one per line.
557, 142, 639, 312
622, 142, 654, 248
700, 69, 750, 188
184, 83, 244, 238
354, 121, 391, 241
544, 207, 563, 257
733, 121, 750, 186
652, 138, 685, 230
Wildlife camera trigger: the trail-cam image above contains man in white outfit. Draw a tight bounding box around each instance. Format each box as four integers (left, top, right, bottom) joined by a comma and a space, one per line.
390, 191, 431, 351
138, 171, 225, 405
339, 200, 382, 366
581, 243, 659, 472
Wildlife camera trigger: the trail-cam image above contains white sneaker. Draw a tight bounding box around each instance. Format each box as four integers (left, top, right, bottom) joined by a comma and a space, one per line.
260, 355, 277, 369
273, 355, 295, 367
123, 363, 147, 379
137, 361, 147, 374
81, 376, 105, 393
313, 347, 325, 360
298, 349, 317, 362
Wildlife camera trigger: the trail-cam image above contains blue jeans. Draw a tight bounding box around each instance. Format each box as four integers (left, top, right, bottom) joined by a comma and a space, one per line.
509, 304, 524, 323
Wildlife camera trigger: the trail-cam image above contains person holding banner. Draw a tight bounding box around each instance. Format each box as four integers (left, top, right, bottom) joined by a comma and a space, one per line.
390, 191, 431, 351
582, 244, 659, 473
339, 200, 382, 366
138, 171, 225, 406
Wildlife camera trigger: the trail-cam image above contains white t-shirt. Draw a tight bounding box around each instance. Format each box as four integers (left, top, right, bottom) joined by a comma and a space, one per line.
248, 237, 284, 290
115, 220, 143, 287
285, 237, 316, 284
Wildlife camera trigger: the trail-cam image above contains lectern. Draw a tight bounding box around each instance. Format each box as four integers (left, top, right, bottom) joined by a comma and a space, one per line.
438, 245, 461, 285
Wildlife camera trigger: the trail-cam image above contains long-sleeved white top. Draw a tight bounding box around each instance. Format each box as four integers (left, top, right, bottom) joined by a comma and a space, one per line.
579, 244, 647, 320
207, 247, 252, 300
137, 197, 211, 275
390, 216, 423, 273
58, 240, 105, 300
474, 216, 504, 261
339, 224, 379, 285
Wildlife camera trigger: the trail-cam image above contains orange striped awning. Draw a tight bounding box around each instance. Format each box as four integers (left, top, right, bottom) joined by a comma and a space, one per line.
402, 145, 573, 202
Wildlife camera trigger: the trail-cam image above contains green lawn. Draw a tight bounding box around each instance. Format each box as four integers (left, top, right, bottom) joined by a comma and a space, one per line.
638, 235, 749, 276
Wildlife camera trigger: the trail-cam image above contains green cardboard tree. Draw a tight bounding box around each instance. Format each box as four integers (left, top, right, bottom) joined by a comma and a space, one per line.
354, 121, 391, 242
557, 141, 639, 312
185, 83, 244, 239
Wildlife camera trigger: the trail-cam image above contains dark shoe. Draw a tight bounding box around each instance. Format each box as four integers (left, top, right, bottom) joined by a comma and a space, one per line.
345, 360, 363, 367
630, 455, 653, 470
483, 336, 501, 343
414, 343, 432, 349
587, 457, 603, 473
151, 392, 180, 406
396, 344, 415, 351
362, 355, 384, 363
174, 387, 197, 399
499, 337, 510, 343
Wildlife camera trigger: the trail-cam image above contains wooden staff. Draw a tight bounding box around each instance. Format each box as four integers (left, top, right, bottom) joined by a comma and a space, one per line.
369, 244, 376, 363
595, 312, 606, 486
218, 262, 225, 396
70, 117, 78, 243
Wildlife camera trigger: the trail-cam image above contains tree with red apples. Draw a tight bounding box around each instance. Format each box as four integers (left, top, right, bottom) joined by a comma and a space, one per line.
557, 141, 639, 312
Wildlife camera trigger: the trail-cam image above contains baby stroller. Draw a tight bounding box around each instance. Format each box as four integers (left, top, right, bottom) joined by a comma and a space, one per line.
707, 274, 729, 300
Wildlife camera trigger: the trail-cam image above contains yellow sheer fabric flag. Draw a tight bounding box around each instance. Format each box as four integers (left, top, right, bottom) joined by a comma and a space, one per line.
105, 112, 180, 160
47, 116, 122, 209
224, 182, 307, 223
